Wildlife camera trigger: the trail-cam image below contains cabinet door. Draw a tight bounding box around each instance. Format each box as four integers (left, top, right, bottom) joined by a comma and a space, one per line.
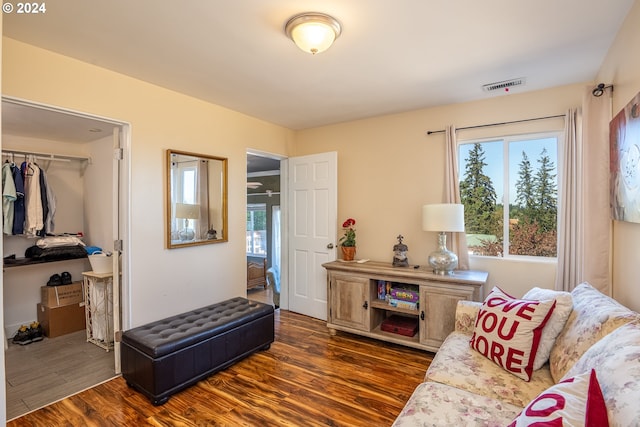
419, 285, 475, 348
328, 274, 370, 331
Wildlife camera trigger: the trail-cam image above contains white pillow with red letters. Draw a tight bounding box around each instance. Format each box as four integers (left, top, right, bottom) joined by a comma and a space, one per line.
508, 369, 609, 427
470, 287, 557, 381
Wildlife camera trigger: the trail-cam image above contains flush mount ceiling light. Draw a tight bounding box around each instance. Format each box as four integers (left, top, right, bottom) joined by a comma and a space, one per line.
285, 12, 342, 55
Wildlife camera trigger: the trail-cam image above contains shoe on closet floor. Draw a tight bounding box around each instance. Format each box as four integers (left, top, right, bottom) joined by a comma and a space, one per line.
12, 325, 32, 345
29, 321, 44, 342
47, 273, 62, 286
61, 271, 72, 285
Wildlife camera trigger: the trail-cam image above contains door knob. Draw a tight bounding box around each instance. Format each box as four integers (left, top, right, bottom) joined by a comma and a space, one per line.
327, 243, 334, 249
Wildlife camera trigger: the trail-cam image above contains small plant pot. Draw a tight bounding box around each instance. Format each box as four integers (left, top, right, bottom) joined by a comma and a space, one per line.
341, 246, 356, 261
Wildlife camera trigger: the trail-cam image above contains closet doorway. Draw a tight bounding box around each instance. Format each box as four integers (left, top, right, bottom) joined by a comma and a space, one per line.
1, 97, 130, 420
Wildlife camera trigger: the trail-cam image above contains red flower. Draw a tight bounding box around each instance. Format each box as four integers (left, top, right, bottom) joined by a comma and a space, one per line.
339, 218, 356, 247
342, 218, 356, 228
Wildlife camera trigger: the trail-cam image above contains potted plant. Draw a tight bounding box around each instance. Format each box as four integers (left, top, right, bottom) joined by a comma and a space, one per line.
339, 218, 357, 261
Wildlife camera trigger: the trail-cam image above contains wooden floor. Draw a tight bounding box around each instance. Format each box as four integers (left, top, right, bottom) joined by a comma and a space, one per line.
8, 289, 433, 426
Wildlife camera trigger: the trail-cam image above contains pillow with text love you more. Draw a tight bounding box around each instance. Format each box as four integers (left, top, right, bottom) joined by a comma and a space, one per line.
470, 287, 556, 381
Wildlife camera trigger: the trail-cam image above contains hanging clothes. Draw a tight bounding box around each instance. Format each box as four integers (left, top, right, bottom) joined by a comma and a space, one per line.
40, 167, 56, 234
11, 162, 25, 235
2, 161, 17, 235
23, 160, 44, 236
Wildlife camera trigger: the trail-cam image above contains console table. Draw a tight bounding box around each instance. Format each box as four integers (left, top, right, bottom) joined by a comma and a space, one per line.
323, 261, 487, 352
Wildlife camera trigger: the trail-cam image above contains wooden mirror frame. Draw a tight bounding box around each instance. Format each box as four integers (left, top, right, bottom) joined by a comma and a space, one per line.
166, 149, 228, 248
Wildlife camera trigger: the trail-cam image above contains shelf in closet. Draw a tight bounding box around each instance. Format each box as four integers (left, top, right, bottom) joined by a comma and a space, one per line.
3, 254, 88, 269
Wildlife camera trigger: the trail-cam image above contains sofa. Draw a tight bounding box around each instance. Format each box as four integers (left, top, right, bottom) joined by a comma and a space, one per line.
393, 282, 640, 426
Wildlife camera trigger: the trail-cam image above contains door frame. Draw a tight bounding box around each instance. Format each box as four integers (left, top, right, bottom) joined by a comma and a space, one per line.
0, 95, 132, 372
246, 149, 288, 309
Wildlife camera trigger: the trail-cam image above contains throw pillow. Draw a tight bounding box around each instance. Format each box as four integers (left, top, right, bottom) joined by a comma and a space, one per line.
549, 282, 640, 382
522, 287, 573, 370
563, 321, 640, 426
508, 369, 609, 427
470, 287, 556, 381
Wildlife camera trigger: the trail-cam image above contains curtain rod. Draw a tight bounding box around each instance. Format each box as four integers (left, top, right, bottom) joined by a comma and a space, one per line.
426, 114, 565, 135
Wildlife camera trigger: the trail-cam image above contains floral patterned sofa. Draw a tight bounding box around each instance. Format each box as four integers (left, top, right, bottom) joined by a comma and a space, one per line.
393, 282, 640, 426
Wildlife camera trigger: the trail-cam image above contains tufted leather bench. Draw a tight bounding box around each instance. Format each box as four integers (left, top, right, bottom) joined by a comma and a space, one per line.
121, 297, 274, 405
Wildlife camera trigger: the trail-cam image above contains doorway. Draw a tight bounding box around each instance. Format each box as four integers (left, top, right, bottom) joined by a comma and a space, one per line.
1, 97, 130, 420
246, 151, 283, 308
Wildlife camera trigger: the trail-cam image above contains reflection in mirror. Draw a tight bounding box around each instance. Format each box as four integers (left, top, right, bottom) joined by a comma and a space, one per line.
166, 149, 228, 248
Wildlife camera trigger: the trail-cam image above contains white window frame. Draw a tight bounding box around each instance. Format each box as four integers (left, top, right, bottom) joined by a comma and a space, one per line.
246, 203, 267, 257
458, 131, 562, 260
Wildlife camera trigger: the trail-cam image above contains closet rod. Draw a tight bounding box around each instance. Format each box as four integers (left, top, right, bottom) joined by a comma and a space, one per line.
425, 114, 565, 135
1, 149, 91, 163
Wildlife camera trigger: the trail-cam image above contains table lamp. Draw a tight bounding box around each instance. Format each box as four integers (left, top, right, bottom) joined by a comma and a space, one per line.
422, 203, 465, 275
175, 203, 200, 241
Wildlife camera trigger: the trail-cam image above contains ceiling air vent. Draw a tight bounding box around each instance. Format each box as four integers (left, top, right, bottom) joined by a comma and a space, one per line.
482, 77, 526, 92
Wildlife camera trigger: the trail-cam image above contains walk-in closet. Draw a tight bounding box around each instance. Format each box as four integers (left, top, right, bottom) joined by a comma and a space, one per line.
2, 99, 125, 420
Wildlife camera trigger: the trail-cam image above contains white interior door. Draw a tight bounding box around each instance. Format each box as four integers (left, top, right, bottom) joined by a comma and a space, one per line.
287, 152, 337, 320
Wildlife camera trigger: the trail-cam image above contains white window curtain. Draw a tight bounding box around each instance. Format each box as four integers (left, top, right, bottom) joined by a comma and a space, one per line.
445, 125, 470, 270
272, 205, 281, 272
197, 159, 209, 239
581, 88, 612, 295
556, 88, 612, 294
556, 108, 583, 291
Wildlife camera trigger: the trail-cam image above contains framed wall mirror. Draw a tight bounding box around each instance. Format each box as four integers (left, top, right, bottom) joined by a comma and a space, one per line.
166, 149, 228, 248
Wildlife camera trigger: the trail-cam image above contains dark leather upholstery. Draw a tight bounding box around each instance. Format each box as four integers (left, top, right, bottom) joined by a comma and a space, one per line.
121, 297, 274, 405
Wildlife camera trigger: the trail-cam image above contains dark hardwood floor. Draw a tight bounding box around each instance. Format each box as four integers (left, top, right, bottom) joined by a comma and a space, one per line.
8, 293, 433, 426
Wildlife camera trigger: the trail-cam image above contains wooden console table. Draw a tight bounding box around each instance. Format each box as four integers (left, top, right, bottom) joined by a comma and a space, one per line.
323, 261, 487, 352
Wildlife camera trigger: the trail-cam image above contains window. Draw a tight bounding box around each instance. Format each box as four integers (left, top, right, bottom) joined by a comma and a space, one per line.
458, 133, 559, 258
246, 204, 267, 257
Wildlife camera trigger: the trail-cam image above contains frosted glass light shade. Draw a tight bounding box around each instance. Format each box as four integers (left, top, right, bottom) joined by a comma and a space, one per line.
285, 13, 341, 55
422, 204, 465, 232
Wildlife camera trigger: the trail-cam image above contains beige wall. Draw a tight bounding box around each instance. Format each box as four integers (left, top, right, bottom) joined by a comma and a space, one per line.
1, 37, 293, 328
597, 0, 640, 311
294, 84, 584, 298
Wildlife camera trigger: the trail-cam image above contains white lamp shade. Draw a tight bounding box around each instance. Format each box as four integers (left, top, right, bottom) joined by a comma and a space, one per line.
422, 204, 465, 232
175, 203, 200, 220
285, 13, 341, 55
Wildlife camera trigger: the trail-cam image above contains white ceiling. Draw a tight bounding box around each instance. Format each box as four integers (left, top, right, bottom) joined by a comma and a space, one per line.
2, 0, 635, 131
2, 99, 119, 143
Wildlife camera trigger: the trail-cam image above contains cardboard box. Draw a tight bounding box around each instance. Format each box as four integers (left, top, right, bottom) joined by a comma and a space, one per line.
37, 302, 86, 338
41, 282, 84, 307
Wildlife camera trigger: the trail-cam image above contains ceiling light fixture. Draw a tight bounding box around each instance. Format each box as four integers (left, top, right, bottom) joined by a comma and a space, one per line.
285, 12, 342, 55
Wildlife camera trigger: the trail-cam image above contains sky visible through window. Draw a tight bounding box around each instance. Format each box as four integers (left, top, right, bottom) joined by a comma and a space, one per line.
459, 137, 557, 205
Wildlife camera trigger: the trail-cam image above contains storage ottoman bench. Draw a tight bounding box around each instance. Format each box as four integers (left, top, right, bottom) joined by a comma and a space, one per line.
121, 297, 274, 405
